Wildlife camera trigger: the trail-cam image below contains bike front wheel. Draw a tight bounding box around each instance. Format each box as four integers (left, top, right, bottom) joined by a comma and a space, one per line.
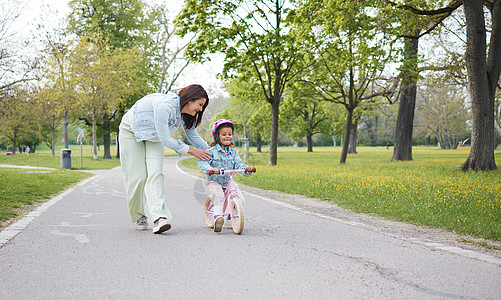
204, 196, 214, 228
230, 197, 244, 234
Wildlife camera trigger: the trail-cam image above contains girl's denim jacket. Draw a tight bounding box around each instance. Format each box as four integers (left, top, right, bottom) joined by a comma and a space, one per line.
198, 145, 248, 187
131, 93, 208, 155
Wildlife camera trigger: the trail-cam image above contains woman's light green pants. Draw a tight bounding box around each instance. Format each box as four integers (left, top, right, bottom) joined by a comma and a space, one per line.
119, 115, 173, 223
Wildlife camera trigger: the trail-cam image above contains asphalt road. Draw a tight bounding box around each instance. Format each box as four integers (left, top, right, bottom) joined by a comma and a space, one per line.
0, 157, 500, 299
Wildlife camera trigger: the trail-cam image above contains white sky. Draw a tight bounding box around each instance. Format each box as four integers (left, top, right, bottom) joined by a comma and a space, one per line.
9, 0, 224, 93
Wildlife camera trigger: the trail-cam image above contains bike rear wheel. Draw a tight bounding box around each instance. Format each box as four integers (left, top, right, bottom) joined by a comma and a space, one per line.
230, 197, 244, 234
204, 196, 214, 228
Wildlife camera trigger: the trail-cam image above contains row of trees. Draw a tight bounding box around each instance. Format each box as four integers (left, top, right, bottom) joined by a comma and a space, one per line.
0, 0, 195, 159
219, 75, 470, 151
1, 0, 500, 172
176, 0, 500, 171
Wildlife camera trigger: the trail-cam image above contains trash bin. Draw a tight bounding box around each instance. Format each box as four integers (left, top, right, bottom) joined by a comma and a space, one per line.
61, 148, 71, 169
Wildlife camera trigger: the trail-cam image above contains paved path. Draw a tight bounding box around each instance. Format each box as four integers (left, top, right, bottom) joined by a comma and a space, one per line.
0, 157, 500, 299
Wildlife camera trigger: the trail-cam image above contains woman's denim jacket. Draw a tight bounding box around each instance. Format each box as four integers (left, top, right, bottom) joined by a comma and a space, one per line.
131, 93, 208, 155
198, 145, 248, 187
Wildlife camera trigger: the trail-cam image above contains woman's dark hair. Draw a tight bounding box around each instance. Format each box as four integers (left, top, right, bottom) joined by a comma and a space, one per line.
210, 123, 234, 147
178, 84, 209, 128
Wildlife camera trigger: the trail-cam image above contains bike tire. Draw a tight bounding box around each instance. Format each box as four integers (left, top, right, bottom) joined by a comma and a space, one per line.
204, 196, 214, 228
230, 197, 244, 234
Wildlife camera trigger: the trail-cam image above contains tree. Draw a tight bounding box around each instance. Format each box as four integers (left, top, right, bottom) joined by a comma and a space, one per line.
280, 82, 331, 152
381, 0, 500, 170
460, 0, 500, 171
67, 0, 151, 49
69, 33, 140, 159
415, 81, 470, 149
376, 0, 463, 161
39, 38, 77, 151
0, 89, 40, 153
495, 85, 501, 139
0, 0, 37, 92
217, 76, 271, 154
35, 87, 64, 155
149, 3, 194, 93
295, 0, 396, 163
68, 0, 154, 158
176, 0, 303, 166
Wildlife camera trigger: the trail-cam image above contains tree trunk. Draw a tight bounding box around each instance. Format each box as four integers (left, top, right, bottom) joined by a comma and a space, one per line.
256, 134, 262, 152
366, 117, 375, 147
460, 0, 499, 171
63, 108, 69, 149
392, 35, 419, 161
92, 116, 98, 160
348, 118, 358, 154
103, 113, 111, 159
269, 97, 279, 166
340, 108, 353, 163
306, 134, 313, 152
116, 133, 120, 158
51, 128, 56, 156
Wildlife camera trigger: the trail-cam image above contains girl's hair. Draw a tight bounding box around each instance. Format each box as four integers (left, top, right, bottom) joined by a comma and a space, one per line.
210, 123, 234, 147
178, 84, 209, 128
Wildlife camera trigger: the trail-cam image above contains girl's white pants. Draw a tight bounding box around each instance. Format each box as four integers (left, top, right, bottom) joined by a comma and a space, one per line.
206, 181, 245, 217
119, 114, 172, 223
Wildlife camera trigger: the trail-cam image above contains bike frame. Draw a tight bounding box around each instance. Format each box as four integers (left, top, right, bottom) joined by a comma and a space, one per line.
220, 169, 245, 214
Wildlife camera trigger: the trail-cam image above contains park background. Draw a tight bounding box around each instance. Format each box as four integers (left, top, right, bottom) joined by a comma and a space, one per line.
0, 0, 500, 247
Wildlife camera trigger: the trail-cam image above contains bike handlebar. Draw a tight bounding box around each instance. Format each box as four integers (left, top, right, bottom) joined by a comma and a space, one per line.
220, 169, 245, 175
208, 168, 256, 176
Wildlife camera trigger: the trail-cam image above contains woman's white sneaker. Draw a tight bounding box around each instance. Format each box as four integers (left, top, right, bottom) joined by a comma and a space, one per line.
153, 217, 171, 234
136, 216, 148, 231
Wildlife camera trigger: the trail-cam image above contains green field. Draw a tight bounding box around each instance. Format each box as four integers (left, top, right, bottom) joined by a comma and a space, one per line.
0, 168, 92, 224
182, 146, 501, 241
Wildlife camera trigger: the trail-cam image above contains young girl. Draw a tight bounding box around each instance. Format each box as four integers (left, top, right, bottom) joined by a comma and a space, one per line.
198, 119, 256, 232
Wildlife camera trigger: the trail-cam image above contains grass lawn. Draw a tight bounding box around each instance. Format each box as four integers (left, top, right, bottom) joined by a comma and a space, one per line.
0, 168, 92, 226
182, 146, 501, 241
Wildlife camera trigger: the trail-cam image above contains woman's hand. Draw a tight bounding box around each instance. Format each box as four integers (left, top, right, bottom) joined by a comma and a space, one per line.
208, 168, 220, 175
245, 166, 256, 174
188, 147, 212, 161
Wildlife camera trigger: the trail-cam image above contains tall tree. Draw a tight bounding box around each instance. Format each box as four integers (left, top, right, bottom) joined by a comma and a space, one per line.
280, 82, 331, 152
67, 0, 154, 158
149, 3, 194, 93
415, 80, 470, 149
69, 33, 140, 159
35, 88, 64, 156
381, 0, 500, 170
0, 0, 36, 92
377, 0, 463, 161
461, 0, 500, 170
176, 0, 303, 166
295, 0, 396, 163
0, 89, 40, 153
67, 0, 150, 49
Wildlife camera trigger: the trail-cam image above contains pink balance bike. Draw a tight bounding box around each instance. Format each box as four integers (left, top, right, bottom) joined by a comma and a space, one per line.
204, 168, 255, 234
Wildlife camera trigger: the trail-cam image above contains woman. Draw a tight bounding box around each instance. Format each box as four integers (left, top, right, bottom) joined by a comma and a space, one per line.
119, 84, 212, 234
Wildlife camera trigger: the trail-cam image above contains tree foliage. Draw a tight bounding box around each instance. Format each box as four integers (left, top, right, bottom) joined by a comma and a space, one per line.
294, 0, 396, 162
69, 33, 141, 159
415, 81, 470, 149
176, 0, 304, 165
280, 82, 332, 152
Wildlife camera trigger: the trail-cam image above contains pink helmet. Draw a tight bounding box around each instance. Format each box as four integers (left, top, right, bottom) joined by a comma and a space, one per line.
212, 119, 234, 134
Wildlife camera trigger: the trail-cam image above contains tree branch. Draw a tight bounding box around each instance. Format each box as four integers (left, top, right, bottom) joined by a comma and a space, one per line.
383, 0, 463, 16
